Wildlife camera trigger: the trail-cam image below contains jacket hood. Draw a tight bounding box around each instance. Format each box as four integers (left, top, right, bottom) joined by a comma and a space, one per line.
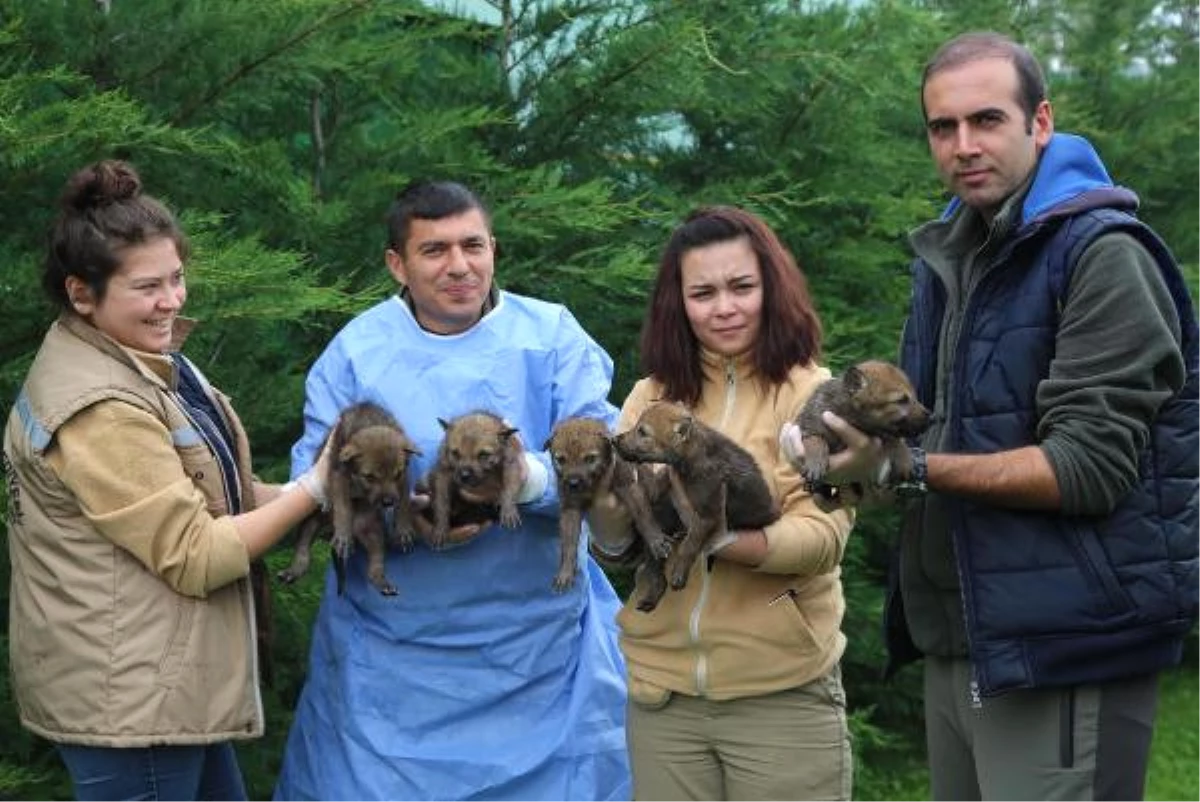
940, 133, 1138, 225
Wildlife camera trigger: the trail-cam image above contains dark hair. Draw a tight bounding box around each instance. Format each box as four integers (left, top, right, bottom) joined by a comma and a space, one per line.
641, 205, 822, 405
921, 31, 1047, 133
43, 160, 188, 309
385, 180, 491, 252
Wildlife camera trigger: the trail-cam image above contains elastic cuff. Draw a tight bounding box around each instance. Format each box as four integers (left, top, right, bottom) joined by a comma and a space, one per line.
293, 469, 329, 511
516, 453, 549, 504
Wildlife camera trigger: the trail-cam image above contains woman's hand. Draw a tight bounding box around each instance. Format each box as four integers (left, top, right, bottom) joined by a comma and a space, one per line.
296, 429, 338, 511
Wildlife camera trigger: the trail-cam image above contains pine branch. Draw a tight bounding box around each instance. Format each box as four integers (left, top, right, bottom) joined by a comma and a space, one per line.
170, 0, 375, 127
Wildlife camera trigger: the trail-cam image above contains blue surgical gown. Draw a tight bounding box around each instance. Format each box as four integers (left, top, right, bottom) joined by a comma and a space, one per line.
273, 292, 631, 801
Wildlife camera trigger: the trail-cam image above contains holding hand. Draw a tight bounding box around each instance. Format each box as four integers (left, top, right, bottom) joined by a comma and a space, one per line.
779, 412, 896, 490
291, 424, 338, 511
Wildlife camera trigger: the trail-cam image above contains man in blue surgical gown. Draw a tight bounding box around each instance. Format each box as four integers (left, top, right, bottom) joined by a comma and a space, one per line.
273, 180, 631, 801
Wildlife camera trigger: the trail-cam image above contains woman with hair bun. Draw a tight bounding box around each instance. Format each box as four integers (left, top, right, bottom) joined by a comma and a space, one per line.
3, 160, 329, 801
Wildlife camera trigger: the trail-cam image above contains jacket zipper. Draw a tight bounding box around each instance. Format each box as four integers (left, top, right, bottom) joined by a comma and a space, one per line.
168, 361, 262, 729
949, 231, 1025, 707
691, 359, 739, 693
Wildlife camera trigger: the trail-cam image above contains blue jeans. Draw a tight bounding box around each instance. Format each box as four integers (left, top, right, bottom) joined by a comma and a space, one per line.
56, 742, 248, 801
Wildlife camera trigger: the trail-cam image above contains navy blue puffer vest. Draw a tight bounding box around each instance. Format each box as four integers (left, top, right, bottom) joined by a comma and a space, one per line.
891, 141, 1199, 696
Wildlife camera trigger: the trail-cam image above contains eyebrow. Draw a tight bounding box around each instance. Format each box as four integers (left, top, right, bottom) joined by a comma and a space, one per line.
927, 106, 1009, 128
417, 235, 488, 249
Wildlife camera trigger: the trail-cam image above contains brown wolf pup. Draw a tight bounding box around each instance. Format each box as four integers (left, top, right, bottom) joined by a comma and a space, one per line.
588, 465, 689, 613
277, 402, 421, 596
544, 416, 673, 593
795, 360, 930, 504
422, 411, 523, 550
613, 401, 781, 594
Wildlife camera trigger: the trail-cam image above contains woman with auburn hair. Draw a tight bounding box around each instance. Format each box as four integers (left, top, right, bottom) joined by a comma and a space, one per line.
589, 205, 854, 800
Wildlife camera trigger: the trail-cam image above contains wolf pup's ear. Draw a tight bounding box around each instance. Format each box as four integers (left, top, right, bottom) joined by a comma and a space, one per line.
542, 434, 554, 451
437, 417, 452, 431
405, 444, 423, 457
501, 426, 519, 440
843, 365, 866, 395
673, 414, 693, 441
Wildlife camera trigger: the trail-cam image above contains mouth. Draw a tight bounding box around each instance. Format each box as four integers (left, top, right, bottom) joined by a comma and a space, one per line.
956, 168, 991, 185
442, 283, 479, 300
146, 318, 174, 333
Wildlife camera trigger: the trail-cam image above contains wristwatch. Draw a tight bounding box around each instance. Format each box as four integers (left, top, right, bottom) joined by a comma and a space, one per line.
891, 446, 928, 499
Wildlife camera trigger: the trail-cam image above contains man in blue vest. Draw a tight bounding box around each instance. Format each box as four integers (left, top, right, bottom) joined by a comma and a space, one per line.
781, 31, 1197, 800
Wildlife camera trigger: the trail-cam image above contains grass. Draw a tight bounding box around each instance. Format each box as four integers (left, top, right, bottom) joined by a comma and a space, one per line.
1147, 665, 1199, 801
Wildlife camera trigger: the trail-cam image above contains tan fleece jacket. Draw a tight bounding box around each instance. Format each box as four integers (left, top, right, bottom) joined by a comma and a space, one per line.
611, 350, 854, 703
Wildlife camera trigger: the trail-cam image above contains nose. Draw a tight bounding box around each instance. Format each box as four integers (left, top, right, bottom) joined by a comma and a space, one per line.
712, 290, 736, 316
953, 123, 980, 160
446, 245, 469, 275
158, 284, 185, 310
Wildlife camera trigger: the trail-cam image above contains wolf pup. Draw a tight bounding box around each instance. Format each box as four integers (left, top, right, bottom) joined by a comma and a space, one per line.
614, 401, 781, 594
794, 359, 930, 503
277, 402, 421, 596
423, 410, 524, 550
589, 464, 688, 613
544, 416, 672, 593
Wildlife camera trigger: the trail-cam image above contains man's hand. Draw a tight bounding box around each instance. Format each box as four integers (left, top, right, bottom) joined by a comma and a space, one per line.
585, 490, 636, 557
780, 412, 894, 486
410, 490, 492, 548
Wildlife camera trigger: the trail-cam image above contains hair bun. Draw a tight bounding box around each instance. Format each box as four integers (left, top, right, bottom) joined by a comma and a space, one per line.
62, 159, 142, 211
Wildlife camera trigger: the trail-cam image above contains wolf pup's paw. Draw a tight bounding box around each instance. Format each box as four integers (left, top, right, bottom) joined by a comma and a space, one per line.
552, 566, 576, 593
499, 502, 521, 529
276, 566, 301, 584
330, 530, 353, 562
636, 573, 668, 613
390, 526, 417, 554
644, 532, 673, 561
368, 570, 399, 596
667, 559, 691, 591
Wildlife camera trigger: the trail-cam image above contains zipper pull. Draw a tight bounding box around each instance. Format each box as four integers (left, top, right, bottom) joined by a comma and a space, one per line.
968, 676, 983, 709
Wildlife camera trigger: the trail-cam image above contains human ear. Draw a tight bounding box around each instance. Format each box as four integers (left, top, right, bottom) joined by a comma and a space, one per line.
64, 276, 96, 315
384, 248, 408, 286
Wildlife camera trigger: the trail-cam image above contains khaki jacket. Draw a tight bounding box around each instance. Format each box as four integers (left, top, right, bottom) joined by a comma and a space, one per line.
3, 315, 262, 746
615, 351, 853, 703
